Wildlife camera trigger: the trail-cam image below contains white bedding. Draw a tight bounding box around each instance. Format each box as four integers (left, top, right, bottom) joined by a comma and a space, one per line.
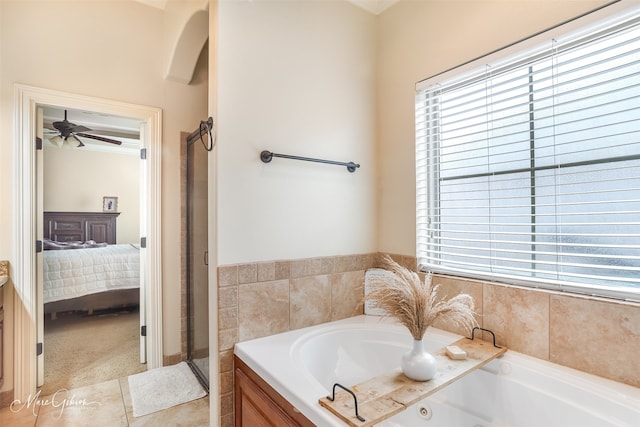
43, 243, 140, 304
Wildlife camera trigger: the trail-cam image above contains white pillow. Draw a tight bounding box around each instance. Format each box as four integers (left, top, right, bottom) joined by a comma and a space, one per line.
364, 268, 388, 316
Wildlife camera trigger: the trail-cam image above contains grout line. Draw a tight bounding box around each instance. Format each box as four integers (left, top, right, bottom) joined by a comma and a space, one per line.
118, 377, 132, 426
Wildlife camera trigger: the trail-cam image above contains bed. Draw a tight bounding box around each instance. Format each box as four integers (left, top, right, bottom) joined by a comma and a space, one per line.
43, 211, 140, 316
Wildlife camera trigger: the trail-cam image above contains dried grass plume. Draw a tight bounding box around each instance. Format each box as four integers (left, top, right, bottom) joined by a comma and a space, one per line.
366, 256, 478, 340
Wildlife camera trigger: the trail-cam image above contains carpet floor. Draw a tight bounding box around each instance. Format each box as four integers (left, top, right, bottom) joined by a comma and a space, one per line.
41, 307, 146, 396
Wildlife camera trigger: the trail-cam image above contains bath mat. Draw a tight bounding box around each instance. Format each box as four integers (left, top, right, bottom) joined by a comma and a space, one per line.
128, 361, 207, 417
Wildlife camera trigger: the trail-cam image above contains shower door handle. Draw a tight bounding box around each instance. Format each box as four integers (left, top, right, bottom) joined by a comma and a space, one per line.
204, 250, 208, 266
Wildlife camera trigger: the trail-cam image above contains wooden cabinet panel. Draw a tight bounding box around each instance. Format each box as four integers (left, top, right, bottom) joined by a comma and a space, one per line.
235, 368, 296, 427
44, 212, 120, 244
234, 356, 314, 427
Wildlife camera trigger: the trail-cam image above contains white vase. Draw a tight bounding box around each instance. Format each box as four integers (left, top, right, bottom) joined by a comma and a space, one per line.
401, 338, 437, 381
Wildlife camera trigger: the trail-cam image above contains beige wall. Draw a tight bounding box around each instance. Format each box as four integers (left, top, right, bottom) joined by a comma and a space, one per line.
0, 0, 208, 395
43, 147, 140, 244
216, 0, 377, 265
214, 2, 376, 423
376, 0, 612, 255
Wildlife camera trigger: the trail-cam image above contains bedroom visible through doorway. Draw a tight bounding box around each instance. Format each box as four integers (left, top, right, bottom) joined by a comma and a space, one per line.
38, 105, 146, 392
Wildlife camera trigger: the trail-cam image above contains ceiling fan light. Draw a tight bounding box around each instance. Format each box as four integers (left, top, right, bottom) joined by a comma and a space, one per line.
62, 137, 77, 149
48, 135, 63, 147
61, 135, 84, 149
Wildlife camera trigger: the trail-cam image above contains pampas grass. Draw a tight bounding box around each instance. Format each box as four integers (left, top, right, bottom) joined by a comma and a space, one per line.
366, 255, 478, 340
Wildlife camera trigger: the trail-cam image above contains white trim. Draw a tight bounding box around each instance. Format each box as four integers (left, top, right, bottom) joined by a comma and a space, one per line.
12, 84, 163, 401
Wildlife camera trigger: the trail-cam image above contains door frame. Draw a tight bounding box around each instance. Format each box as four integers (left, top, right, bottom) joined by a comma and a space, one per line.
12, 84, 163, 401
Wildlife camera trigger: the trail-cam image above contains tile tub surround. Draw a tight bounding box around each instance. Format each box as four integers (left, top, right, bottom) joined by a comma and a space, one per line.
432, 274, 640, 388
217, 253, 376, 426
218, 253, 640, 426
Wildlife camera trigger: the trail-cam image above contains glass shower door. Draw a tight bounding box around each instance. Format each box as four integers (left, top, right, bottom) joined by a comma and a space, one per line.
187, 135, 209, 389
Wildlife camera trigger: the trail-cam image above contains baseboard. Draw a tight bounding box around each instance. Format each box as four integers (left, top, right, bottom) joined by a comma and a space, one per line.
163, 353, 183, 366
0, 388, 14, 408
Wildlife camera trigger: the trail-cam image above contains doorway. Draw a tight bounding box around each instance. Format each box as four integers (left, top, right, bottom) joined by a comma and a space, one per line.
13, 84, 163, 401
39, 106, 146, 393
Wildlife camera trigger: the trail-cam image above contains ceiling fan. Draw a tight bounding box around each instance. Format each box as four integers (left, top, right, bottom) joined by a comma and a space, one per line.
46, 110, 122, 148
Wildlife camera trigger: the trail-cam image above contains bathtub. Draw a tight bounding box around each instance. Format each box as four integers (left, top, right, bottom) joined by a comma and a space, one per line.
234, 315, 640, 426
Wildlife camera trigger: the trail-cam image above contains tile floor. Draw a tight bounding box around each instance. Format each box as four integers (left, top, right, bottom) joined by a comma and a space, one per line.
0, 377, 209, 426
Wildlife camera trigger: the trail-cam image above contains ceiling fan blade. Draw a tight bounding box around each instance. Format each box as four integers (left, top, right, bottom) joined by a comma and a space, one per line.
52, 120, 69, 133
69, 124, 92, 133
52, 120, 89, 135
75, 132, 123, 145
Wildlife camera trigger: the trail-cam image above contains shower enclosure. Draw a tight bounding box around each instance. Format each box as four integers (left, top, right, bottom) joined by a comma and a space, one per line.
186, 123, 211, 390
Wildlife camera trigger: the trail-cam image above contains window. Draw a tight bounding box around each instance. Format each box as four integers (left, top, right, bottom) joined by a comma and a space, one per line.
416, 7, 640, 301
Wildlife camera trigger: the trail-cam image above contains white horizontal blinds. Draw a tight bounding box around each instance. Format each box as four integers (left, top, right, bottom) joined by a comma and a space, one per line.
416, 14, 640, 298
416, 87, 441, 270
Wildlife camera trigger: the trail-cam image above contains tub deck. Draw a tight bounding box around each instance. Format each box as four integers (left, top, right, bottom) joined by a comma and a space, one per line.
319, 336, 507, 427
235, 315, 640, 427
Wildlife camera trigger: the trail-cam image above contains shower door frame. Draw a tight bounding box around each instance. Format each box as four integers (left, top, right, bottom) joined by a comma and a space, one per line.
185, 130, 210, 391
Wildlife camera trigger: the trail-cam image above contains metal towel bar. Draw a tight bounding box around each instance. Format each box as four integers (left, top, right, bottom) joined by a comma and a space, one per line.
260, 150, 360, 173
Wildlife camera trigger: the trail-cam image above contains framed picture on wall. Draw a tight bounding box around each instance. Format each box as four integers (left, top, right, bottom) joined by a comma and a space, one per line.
103, 196, 118, 212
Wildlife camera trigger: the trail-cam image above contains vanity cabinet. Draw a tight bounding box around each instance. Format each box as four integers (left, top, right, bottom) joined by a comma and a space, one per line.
234, 356, 314, 427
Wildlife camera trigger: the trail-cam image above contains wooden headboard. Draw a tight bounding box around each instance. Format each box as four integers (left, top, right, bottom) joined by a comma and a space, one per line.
44, 211, 120, 244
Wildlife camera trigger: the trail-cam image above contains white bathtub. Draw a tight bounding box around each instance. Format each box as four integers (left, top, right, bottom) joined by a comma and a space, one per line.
234, 316, 640, 426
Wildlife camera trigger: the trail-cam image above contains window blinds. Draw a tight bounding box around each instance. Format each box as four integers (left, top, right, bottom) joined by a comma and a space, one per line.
416, 11, 640, 300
